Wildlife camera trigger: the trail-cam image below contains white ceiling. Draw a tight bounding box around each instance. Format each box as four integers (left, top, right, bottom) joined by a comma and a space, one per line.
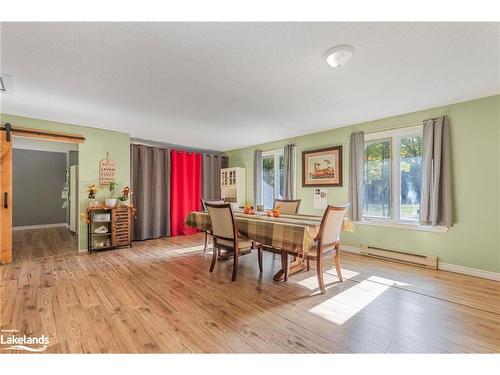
1, 22, 499, 151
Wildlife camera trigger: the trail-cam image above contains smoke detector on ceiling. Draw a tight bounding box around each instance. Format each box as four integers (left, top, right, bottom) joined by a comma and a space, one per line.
324, 45, 354, 69
0, 73, 14, 93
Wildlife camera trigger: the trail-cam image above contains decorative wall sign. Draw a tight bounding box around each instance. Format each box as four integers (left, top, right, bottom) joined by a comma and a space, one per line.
99, 153, 116, 186
302, 145, 343, 187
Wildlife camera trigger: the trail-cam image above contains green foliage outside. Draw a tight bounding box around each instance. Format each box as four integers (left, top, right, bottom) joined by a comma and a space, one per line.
363, 136, 422, 219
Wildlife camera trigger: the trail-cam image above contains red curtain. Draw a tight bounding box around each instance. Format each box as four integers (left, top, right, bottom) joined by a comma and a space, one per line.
170, 150, 202, 236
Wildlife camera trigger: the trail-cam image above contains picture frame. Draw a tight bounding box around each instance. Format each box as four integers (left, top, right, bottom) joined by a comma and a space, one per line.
302, 145, 343, 187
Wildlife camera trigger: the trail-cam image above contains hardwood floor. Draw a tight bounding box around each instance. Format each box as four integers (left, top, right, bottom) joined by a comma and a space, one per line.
1, 232, 500, 353
12, 227, 77, 263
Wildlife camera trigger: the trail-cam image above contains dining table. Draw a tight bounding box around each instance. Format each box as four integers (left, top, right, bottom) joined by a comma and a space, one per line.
185, 209, 354, 282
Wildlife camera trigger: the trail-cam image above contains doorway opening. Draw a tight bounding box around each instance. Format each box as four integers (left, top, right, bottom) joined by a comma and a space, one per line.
12, 137, 79, 262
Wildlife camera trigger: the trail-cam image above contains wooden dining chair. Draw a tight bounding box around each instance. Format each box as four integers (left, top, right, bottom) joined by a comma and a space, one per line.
200, 198, 225, 252
273, 199, 301, 214
272, 199, 302, 262
260, 198, 302, 268
283, 204, 349, 294
205, 202, 263, 281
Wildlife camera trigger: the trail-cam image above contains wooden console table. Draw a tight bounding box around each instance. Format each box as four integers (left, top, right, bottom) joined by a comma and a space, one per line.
87, 206, 133, 253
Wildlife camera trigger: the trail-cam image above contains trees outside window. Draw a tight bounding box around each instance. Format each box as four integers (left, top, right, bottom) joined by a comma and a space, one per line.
261, 150, 284, 209
363, 127, 423, 223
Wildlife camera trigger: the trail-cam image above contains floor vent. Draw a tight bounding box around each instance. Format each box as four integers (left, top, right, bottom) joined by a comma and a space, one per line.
360, 244, 438, 269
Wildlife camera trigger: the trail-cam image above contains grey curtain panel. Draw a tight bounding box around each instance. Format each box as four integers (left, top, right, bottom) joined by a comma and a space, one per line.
202, 154, 228, 200
348, 131, 365, 221
283, 144, 296, 200
253, 149, 262, 206
420, 116, 453, 227
131, 144, 171, 240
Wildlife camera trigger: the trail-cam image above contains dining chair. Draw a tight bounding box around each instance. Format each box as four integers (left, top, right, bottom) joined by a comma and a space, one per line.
283, 204, 349, 294
260, 198, 302, 267
273, 199, 301, 214
201, 198, 225, 252
205, 202, 263, 281
272, 199, 302, 262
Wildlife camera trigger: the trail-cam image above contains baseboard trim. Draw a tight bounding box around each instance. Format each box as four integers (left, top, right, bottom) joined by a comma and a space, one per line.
13, 223, 68, 231
340, 245, 362, 254
340, 244, 500, 281
438, 262, 500, 281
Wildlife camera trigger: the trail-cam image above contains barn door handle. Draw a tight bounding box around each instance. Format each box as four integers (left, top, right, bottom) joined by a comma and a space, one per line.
5, 123, 11, 142
3, 192, 7, 209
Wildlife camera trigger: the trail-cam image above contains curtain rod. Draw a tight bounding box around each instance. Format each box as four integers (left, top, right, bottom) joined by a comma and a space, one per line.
364, 116, 445, 135
131, 140, 223, 154
131, 142, 226, 156
168, 149, 227, 156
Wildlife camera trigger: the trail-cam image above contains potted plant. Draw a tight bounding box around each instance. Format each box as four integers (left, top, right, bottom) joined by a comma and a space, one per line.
118, 186, 132, 206
105, 181, 119, 208
87, 184, 99, 207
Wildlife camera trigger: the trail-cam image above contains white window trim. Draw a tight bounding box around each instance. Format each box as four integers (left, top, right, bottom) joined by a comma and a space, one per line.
261, 149, 284, 208
364, 125, 422, 141
261, 149, 283, 157
356, 219, 448, 233
363, 125, 428, 228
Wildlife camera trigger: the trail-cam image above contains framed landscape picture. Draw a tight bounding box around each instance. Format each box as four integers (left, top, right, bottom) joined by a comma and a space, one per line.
302, 145, 343, 187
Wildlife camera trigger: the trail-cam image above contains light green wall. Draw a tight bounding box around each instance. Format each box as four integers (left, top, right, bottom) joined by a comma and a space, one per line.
226, 95, 500, 273
1, 114, 130, 251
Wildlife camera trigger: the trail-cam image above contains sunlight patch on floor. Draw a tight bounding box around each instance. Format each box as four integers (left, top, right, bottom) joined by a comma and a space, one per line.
309, 279, 390, 324
174, 245, 211, 254
308, 275, 411, 324
296, 268, 359, 290
367, 275, 412, 287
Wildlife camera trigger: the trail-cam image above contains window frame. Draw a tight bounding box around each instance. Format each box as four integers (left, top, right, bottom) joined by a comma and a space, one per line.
261, 149, 285, 209
363, 125, 423, 225
362, 137, 393, 221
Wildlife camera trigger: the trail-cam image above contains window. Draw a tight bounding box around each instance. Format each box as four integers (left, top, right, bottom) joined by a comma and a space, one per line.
261, 150, 285, 209
399, 135, 422, 220
363, 126, 423, 223
363, 139, 391, 218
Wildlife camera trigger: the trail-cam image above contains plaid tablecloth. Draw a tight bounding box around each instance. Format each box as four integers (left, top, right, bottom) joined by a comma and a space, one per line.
185, 211, 354, 257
